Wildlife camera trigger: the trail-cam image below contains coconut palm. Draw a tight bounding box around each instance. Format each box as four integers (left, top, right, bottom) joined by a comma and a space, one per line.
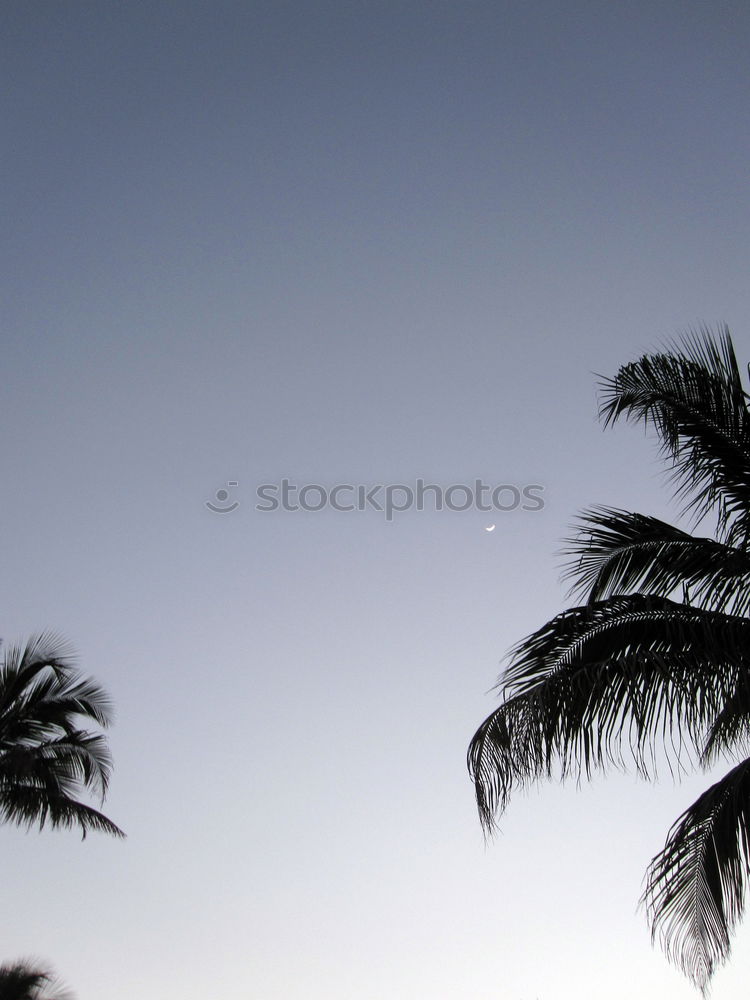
0, 960, 73, 1000
468, 327, 750, 991
0, 633, 123, 838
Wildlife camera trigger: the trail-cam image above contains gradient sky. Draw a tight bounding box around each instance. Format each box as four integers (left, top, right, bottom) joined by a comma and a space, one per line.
3, 2, 750, 998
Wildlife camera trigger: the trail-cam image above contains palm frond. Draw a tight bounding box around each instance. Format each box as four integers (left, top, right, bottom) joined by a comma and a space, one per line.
0, 636, 112, 733
701, 687, 750, 766
0, 732, 114, 799
0, 780, 125, 838
468, 596, 750, 834
0, 635, 77, 720
0, 965, 52, 1000
598, 326, 750, 546
643, 758, 750, 992
562, 506, 750, 614
469, 326, 750, 990
0, 960, 74, 1000
0, 635, 123, 839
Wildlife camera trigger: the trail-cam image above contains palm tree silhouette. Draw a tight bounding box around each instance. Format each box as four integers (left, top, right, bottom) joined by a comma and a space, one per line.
468, 327, 750, 991
0, 633, 123, 838
0, 960, 73, 1000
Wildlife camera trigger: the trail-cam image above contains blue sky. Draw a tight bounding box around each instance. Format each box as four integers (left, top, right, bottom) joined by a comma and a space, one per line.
3, 2, 750, 998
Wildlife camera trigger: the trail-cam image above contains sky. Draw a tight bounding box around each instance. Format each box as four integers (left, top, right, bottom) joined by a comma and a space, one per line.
2, 1, 750, 998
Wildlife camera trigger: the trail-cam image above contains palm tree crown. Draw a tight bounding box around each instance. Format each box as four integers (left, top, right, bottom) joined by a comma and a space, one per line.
0, 961, 73, 1000
468, 327, 750, 991
0, 633, 123, 839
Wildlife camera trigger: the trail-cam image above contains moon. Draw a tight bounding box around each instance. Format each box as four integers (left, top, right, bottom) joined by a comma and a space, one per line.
485, 524, 496, 532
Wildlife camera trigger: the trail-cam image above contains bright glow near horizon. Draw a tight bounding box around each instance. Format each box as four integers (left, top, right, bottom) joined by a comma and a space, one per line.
3, 2, 750, 998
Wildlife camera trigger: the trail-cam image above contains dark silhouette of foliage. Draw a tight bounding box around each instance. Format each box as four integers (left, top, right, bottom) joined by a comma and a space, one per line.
468, 327, 750, 991
0, 634, 123, 839
0, 960, 73, 1000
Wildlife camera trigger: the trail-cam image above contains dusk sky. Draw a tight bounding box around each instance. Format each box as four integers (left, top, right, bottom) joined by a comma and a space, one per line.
3, 2, 750, 998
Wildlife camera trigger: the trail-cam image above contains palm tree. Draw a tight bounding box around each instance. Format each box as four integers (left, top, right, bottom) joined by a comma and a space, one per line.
468, 326, 750, 992
0, 961, 73, 1000
0, 633, 123, 838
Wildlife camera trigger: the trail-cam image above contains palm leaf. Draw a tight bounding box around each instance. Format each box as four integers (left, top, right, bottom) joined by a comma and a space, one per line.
0, 639, 112, 734
469, 596, 750, 833
701, 689, 750, 766
0, 635, 77, 719
0, 960, 74, 1000
469, 326, 750, 990
562, 506, 750, 614
0, 780, 125, 838
598, 326, 750, 546
643, 758, 750, 992
0, 634, 123, 838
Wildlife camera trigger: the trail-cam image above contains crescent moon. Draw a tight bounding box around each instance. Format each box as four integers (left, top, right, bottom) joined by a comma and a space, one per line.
485, 524, 496, 532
